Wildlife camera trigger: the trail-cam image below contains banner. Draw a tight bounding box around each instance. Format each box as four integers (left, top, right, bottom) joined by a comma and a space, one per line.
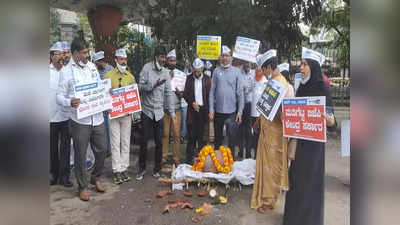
170, 69, 187, 92
282, 96, 326, 142
75, 79, 112, 119
109, 84, 142, 119
196, 35, 221, 60
256, 79, 287, 121
232, 36, 260, 63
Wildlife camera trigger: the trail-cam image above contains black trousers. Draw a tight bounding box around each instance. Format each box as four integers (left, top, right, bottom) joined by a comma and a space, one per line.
214, 112, 238, 152
186, 106, 207, 164
50, 120, 71, 183
70, 120, 106, 191
249, 116, 260, 159
239, 103, 252, 158
139, 113, 163, 173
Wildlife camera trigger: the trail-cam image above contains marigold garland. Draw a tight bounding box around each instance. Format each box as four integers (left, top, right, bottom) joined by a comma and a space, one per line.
191, 145, 234, 174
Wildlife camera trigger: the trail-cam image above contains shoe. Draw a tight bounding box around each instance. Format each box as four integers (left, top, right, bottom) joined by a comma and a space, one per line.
180, 137, 184, 144
60, 178, 73, 188
113, 173, 123, 185
94, 181, 105, 192
136, 170, 145, 181
121, 171, 131, 182
152, 172, 161, 178
106, 152, 112, 158
79, 189, 89, 201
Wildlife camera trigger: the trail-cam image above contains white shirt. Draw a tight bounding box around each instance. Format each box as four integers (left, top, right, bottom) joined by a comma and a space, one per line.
181, 71, 190, 108
250, 76, 268, 117
194, 74, 204, 106
56, 58, 104, 126
49, 63, 69, 122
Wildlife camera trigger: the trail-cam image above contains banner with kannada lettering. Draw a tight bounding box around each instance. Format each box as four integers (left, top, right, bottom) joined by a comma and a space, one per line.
196, 35, 221, 60
282, 96, 326, 142
109, 84, 142, 119
256, 79, 287, 121
75, 79, 112, 120
232, 36, 260, 63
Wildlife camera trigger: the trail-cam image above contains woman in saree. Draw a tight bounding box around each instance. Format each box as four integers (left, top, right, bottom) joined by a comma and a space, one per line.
250, 50, 294, 213
283, 48, 336, 225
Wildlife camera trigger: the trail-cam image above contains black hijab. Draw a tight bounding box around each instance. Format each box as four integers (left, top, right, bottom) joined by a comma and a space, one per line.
296, 59, 333, 107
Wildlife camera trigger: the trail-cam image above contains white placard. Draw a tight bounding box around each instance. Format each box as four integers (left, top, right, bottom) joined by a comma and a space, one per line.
233, 36, 260, 63
294, 73, 302, 92
75, 79, 112, 119
170, 69, 187, 92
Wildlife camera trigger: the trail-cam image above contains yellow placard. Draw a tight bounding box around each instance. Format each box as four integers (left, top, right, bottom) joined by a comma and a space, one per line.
196, 35, 221, 60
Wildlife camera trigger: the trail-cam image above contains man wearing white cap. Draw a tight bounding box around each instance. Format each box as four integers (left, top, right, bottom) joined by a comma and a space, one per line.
57, 37, 107, 201
277, 62, 295, 96
61, 41, 72, 66
104, 48, 136, 184
183, 58, 212, 163
49, 42, 72, 187
92, 51, 114, 80
162, 49, 183, 169
209, 45, 244, 154
92, 51, 114, 159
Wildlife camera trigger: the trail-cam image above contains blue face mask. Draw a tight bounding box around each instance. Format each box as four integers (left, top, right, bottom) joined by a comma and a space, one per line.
300, 74, 311, 84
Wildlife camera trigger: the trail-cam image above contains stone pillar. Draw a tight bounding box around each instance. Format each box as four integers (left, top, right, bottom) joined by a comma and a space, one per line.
87, 5, 123, 66
58, 9, 78, 43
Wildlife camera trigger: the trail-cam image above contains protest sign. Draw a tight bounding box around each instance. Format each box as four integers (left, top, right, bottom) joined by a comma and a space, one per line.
170, 69, 187, 91
282, 96, 326, 142
75, 79, 112, 119
256, 79, 287, 121
109, 84, 142, 119
294, 73, 302, 92
232, 36, 260, 63
197, 35, 221, 60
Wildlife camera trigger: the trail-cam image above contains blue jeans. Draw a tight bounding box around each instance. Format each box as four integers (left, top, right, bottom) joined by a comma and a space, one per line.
180, 106, 188, 138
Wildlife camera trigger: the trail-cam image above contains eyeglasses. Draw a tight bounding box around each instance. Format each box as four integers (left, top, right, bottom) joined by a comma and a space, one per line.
118, 78, 122, 88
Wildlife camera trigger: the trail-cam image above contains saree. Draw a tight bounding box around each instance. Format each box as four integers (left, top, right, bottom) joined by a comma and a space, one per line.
250, 74, 292, 211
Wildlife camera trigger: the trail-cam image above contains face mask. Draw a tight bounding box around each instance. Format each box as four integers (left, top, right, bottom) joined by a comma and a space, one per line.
222, 63, 231, 68
167, 64, 176, 70
116, 60, 127, 73
255, 70, 263, 81
301, 74, 311, 84
78, 60, 87, 67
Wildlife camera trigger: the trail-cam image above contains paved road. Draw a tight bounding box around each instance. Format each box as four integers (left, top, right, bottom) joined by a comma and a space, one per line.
50, 135, 349, 225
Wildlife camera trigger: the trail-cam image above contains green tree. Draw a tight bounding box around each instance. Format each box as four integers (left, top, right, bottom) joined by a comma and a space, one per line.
142, 0, 322, 61
310, 0, 350, 75
49, 7, 61, 46
76, 13, 93, 44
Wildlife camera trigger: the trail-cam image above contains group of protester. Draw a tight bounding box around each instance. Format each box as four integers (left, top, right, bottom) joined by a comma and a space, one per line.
50, 34, 335, 225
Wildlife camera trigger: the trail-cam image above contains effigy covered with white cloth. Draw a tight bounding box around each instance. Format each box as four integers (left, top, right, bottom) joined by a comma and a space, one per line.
172, 159, 256, 186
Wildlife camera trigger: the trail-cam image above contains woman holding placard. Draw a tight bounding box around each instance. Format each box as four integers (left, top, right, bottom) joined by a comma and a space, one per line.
250, 50, 294, 213
283, 48, 335, 225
